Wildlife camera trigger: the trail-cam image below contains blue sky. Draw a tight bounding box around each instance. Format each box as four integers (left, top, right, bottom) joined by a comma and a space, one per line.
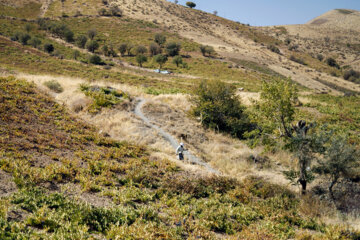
171, 0, 360, 26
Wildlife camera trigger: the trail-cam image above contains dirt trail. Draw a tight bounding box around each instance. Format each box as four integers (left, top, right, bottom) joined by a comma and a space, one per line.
134, 98, 220, 175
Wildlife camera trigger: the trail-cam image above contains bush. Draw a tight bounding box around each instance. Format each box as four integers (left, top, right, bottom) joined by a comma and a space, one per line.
154, 54, 168, 70
149, 42, 161, 56
86, 40, 99, 53
154, 33, 166, 46
316, 54, 324, 61
19, 33, 31, 45
200, 45, 215, 57
326, 57, 340, 69
76, 35, 88, 48
172, 55, 183, 67
102, 45, 117, 57
98, 8, 108, 16
43, 43, 54, 53
29, 37, 42, 48
136, 45, 147, 55
64, 30, 74, 42
136, 54, 147, 67
73, 50, 80, 60
290, 55, 306, 65
268, 45, 280, 54
118, 43, 127, 57
43, 80, 64, 93
166, 42, 181, 56
87, 29, 97, 40
191, 80, 252, 139
109, 5, 122, 16
343, 69, 360, 82
89, 55, 103, 65
186, 1, 196, 8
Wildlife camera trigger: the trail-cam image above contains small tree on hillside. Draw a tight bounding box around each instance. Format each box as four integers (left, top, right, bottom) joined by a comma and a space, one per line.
126, 44, 134, 56
136, 45, 147, 55
250, 78, 298, 141
44, 43, 54, 53
149, 42, 161, 56
166, 42, 181, 56
136, 54, 148, 67
64, 30, 74, 42
200, 45, 215, 57
87, 29, 97, 40
173, 55, 183, 67
154, 54, 168, 70
29, 37, 42, 48
109, 5, 122, 16
186, 1, 196, 8
118, 43, 127, 57
155, 33, 166, 47
76, 35, 88, 48
86, 40, 99, 53
315, 135, 360, 200
19, 33, 31, 45
326, 57, 340, 69
191, 80, 252, 138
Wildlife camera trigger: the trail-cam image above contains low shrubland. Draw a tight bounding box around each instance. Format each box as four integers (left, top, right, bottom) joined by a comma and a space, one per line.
1, 76, 359, 239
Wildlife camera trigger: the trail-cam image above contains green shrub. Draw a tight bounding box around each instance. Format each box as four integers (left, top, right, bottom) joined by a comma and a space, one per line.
76, 35, 88, 48
191, 80, 252, 138
186, 1, 196, 8
86, 40, 99, 53
173, 55, 183, 67
28, 37, 42, 48
89, 55, 103, 65
154, 54, 168, 70
200, 45, 215, 57
136, 45, 147, 55
154, 33, 166, 46
166, 42, 181, 56
43, 80, 64, 93
43, 43, 54, 53
326, 57, 340, 69
268, 44, 280, 54
136, 54, 147, 67
118, 43, 128, 56
87, 29, 97, 40
149, 42, 161, 56
64, 29, 74, 42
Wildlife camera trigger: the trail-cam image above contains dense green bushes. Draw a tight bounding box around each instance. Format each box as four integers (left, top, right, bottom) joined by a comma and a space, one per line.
192, 80, 252, 138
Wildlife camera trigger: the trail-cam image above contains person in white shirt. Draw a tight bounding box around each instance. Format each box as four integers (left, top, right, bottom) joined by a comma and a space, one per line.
176, 142, 186, 160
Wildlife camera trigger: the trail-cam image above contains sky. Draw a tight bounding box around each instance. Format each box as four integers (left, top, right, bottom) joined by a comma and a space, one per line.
171, 0, 360, 26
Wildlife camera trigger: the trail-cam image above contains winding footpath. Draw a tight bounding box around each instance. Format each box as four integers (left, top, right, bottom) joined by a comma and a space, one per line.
134, 98, 220, 175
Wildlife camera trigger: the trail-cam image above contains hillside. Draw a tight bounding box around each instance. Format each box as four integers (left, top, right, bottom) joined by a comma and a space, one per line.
0, 0, 360, 238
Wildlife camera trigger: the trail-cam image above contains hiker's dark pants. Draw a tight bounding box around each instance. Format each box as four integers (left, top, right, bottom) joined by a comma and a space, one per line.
179, 153, 184, 160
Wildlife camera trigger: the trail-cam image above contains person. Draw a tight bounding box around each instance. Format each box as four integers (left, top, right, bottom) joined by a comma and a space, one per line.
176, 142, 186, 160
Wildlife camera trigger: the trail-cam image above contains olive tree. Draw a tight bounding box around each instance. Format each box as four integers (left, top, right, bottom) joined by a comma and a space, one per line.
154, 54, 168, 70
118, 43, 127, 57
154, 33, 166, 47
136, 54, 147, 67
173, 55, 183, 67
186, 2, 196, 8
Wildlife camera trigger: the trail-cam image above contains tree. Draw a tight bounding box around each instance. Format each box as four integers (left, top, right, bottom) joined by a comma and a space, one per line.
251, 78, 298, 140
19, 33, 31, 45
136, 45, 147, 55
149, 42, 161, 56
29, 37, 42, 48
76, 35, 88, 48
73, 50, 80, 60
173, 55, 183, 67
44, 43, 54, 53
191, 80, 252, 138
109, 5, 122, 16
136, 54, 147, 67
154, 54, 168, 70
86, 40, 99, 53
186, 1, 196, 8
213, 10, 218, 16
166, 42, 181, 56
326, 57, 340, 69
154, 33, 166, 47
174, 0, 178, 3
64, 30, 74, 42
87, 29, 97, 40
89, 54, 103, 65
315, 135, 360, 200
118, 43, 127, 57
200, 45, 215, 57
283, 121, 326, 195
126, 44, 134, 56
